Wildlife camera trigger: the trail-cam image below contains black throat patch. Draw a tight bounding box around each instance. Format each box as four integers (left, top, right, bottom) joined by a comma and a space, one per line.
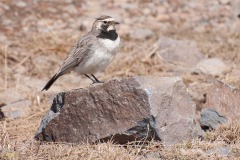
97, 30, 118, 41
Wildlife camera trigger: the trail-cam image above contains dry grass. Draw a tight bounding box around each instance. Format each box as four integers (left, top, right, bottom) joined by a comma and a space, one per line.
1, 2, 240, 159
163, 122, 240, 159
1, 119, 240, 159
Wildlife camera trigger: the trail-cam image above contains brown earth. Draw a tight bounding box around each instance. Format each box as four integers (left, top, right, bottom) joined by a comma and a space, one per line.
1, 0, 240, 159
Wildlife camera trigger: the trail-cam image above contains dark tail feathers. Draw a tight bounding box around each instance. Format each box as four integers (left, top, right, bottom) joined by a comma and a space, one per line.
42, 74, 60, 91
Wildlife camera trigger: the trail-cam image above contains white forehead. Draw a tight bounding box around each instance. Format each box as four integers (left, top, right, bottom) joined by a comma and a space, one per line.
102, 18, 115, 21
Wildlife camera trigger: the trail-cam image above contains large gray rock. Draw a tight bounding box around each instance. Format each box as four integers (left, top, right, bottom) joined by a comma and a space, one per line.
204, 81, 240, 121
35, 77, 201, 145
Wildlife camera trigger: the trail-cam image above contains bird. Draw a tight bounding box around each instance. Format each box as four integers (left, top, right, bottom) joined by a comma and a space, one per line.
42, 15, 120, 91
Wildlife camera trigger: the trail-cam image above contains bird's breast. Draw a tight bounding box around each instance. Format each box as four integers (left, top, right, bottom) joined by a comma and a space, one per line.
74, 48, 114, 74
98, 35, 120, 52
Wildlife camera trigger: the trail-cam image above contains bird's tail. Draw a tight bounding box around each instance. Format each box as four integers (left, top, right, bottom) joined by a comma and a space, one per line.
42, 74, 60, 91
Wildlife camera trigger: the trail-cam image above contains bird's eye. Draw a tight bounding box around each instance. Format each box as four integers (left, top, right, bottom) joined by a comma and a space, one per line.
103, 21, 107, 24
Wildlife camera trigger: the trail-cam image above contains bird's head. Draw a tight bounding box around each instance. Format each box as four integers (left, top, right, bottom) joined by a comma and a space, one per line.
93, 15, 120, 33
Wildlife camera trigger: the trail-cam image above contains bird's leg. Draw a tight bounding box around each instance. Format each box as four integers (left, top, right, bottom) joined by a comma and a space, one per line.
91, 74, 104, 83
85, 74, 96, 83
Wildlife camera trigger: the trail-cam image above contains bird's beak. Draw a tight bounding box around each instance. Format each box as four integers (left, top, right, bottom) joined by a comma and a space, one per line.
114, 21, 120, 25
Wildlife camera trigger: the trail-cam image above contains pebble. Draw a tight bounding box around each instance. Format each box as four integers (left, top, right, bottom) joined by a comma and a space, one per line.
194, 58, 231, 76
130, 28, 154, 40
16, 1, 27, 8
1, 99, 31, 119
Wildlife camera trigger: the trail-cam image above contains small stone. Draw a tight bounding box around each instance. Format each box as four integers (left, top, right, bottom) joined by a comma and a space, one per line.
63, 4, 78, 14
47, 7, 57, 13
0, 89, 25, 105
206, 146, 231, 156
180, 148, 204, 156
143, 8, 151, 15
200, 108, 227, 130
157, 14, 170, 22
156, 37, 204, 67
2, 18, 13, 26
20, 77, 46, 91
16, 1, 27, 8
194, 58, 231, 76
219, 0, 230, 5
145, 152, 161, 159
130, 28, 154, 40
33, 55, 59, 71
203, 81, 240, 122
120, 3, 138, 10
0, 100, 31, 119
0, 3, 10, 10
232, 0, 240, 19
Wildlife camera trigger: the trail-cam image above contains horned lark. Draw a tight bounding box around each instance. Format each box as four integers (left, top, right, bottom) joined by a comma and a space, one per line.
42, 15, 120, 91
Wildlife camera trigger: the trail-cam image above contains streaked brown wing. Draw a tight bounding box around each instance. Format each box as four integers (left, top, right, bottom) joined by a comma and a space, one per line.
55, 33, 94, 76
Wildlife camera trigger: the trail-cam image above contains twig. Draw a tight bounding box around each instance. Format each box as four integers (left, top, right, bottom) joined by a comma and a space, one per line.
4, 44, 8, 91
142, 45, 159, 62
12, 55, 30, 69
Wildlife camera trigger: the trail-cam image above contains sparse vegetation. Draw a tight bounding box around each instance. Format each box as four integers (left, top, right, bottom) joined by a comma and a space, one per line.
1, 0, 240, 159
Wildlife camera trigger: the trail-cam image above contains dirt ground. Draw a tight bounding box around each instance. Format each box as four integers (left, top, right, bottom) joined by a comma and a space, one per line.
1, 0, 240, 159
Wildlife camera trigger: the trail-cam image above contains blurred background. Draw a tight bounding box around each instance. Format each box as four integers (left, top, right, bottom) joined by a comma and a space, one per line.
1, 0, 240, 92
1, 0, 240, 148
